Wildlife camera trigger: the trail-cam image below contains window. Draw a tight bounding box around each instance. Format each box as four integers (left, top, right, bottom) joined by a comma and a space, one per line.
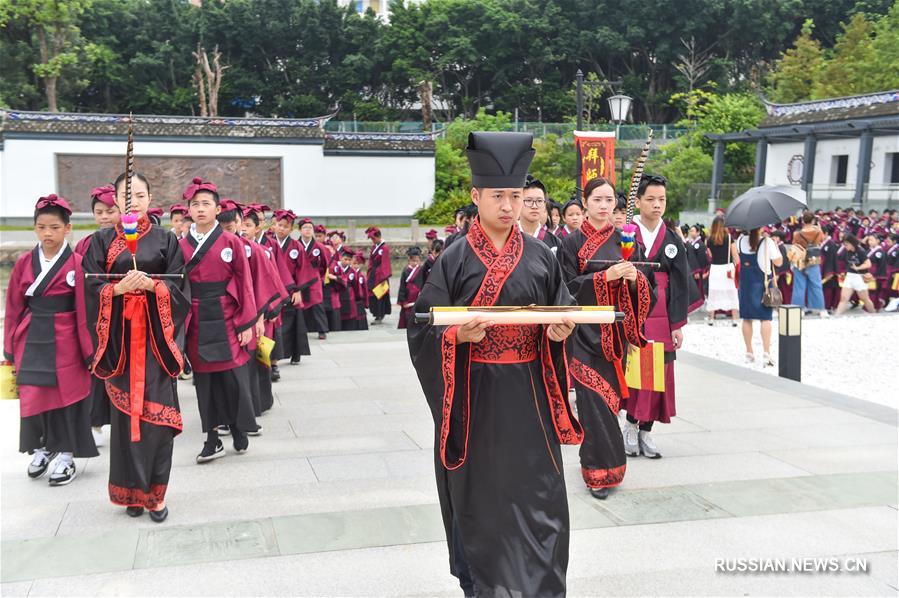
831, 155, 849, 185
886, 153, 899, 184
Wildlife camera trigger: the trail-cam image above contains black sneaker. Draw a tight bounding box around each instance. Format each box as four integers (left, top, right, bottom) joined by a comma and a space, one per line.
271, 365, 281, 382
232, 430, 249, 453
27, 451, 58, 479
318, 333, 327, 340
126, 506, 145, 518
247, 425, 263, 437
216, 425, 231, 436
196, 439, 225, 463
48, 460, 77, 486
290, 358, 300, 365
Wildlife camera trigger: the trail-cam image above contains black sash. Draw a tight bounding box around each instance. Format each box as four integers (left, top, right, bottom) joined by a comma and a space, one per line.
191, 281, 232, 362
18, 295, 76, 387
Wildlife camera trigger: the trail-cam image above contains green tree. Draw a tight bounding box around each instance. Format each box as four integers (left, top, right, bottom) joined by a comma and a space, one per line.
0, 0, 93, 111
814, 13, 876, 98
867, 0, 899, 90
767, 19, 824, 103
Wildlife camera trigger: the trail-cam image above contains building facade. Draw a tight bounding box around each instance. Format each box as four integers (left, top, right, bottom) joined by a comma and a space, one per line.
0, 111, 436, 222
707, 91, 899, 213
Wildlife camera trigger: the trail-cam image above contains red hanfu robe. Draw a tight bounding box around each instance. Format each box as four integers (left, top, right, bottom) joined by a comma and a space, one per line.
396, 263, 423, 329
180, 225, 257, 373
74, 233, 93, 256
300, 238, 329, 334
269, 234, 310, 361
367, 241, 392, 318
180, 224, 259, 434
353, 268, 369, 330
258, 232, 295, 361
239, 236, 286, 415
560, 221, 655, 490
5, 244, 97, 457
330, 262, 355, 330
84, 219, 188, 509
408, 219, 581, 598
625, 219, 699, 424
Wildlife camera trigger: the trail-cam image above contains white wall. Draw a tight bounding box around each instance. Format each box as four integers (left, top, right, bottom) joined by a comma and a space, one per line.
0, 137, 434, 218
764, 135, 899, 188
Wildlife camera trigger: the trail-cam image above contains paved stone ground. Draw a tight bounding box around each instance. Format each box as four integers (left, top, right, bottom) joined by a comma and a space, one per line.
1, 313, 897, 597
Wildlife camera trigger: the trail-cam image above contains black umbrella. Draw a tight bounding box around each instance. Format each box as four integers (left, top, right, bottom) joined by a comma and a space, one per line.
724, 185, 807, 230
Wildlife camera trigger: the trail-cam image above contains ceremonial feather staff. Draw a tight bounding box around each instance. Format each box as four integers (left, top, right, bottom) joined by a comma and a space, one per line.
120, 114, 140, 271
86, 114, 182, 279
590, 129, 661, 268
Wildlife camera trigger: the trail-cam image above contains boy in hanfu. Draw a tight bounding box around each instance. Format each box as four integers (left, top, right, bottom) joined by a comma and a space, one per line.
179, 179, 258, 463
6, 195, 96, 486
624, 174, 700, 458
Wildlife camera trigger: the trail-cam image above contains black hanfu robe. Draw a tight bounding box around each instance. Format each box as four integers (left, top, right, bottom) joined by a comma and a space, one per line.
75, 231, 111, 427
180, 225, 258, 434
408, 219, 582, 598
83, 219, 188, 509
5, 244, 97, 457
560, 221, 654, 490
624, 218, 699, 424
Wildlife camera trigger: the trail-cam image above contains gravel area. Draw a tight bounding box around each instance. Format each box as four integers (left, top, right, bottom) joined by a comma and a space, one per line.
681, 311, 899, 408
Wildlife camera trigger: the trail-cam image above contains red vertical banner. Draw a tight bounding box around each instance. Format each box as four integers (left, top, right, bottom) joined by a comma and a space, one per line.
575, 131, 617, 191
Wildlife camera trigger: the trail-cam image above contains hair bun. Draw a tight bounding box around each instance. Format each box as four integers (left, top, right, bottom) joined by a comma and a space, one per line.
192, 177, 203, 184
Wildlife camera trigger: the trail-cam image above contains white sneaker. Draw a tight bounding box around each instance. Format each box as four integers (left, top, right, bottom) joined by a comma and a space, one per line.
623, 422, 639, 457
885, 298, 899, 313
762, 353, 775, 367
638, 430, 662, 459
744, 352, 755, 364
92, 427, 105, 448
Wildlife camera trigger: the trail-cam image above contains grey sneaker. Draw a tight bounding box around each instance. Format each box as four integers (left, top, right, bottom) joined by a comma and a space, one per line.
48, 459, 77, 485
638, 430, 663, 459
27, 450, 58, 479
623, 422, 640, 457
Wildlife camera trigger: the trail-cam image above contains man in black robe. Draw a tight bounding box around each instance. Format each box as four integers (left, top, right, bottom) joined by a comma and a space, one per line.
408, 132, 581, 597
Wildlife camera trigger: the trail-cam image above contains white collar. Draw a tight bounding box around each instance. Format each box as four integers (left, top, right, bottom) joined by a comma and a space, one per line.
633, 215, 662, 250
301, 237, 313, 249
190, 222, 219, 252
26, 240, 69, 296
519, 222, 542, 238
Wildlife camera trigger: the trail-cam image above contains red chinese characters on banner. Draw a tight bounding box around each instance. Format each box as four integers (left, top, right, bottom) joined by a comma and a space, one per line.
575, 131, 616, 191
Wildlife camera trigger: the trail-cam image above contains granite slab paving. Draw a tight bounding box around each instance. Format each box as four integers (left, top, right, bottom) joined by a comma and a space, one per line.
1, 316, 896, 596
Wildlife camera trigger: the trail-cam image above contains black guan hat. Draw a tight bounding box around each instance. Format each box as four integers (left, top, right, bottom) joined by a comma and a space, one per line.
466, 132, 536, 189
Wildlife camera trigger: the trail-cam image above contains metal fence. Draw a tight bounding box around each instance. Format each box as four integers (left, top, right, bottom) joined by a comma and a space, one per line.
807, 184, 899, 212
681, 183, 754, 212
682, 183, 899, 213
324, 120, 689, 142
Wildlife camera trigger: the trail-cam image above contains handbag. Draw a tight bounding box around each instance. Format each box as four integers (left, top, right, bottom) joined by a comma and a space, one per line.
761, 241, 783, 308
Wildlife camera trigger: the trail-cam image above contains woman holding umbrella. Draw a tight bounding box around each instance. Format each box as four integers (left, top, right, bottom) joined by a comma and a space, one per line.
726, 186, 804, 367
736, 228, 782, 366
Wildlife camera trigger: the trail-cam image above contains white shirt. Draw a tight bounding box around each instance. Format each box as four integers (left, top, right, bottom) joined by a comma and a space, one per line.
189, 221, 219, 253
737, 235, 779, 275
26, 240, 69, 296
633, 215, 662, 254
